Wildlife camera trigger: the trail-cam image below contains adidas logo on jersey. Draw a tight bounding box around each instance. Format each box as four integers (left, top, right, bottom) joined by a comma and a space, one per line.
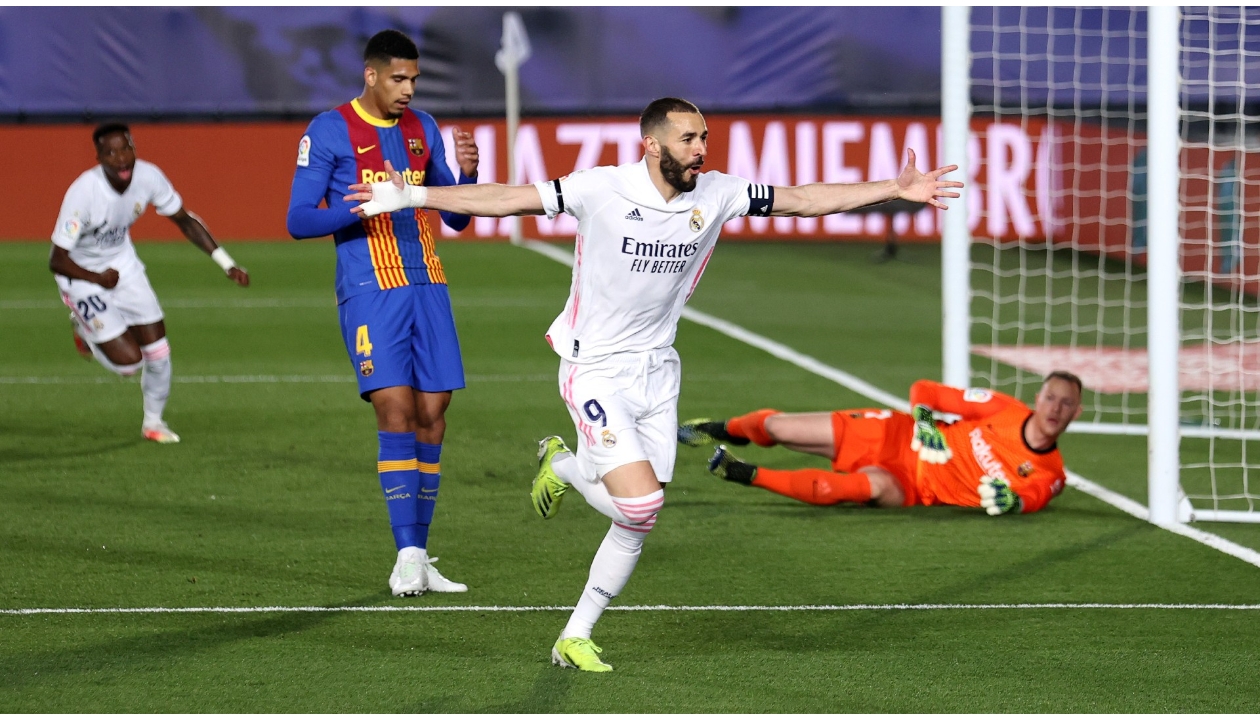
625, 208, 644, 221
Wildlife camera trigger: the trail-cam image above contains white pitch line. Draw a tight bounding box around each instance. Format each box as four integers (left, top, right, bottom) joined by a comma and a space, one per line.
5, 603, 1260, 616
0, 374, 552, 385
517, 239, 1260, 571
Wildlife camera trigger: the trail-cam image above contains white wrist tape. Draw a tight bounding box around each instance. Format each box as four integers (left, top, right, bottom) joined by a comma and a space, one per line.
406, 184, 428, 208
210, 247, 236, 272
358, 183, 428, 219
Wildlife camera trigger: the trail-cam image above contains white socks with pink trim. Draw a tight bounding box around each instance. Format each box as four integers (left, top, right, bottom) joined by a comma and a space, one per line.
561, 490, 664, 640
140, 338, 171, 427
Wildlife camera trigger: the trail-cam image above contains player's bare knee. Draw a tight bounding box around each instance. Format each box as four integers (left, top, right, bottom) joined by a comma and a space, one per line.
370, 390, 418, 433
414, 415, 446, 443
862, 467, 905, 508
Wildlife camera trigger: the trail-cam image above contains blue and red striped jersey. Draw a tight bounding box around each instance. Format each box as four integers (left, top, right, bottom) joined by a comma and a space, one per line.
288, 98, 475, 302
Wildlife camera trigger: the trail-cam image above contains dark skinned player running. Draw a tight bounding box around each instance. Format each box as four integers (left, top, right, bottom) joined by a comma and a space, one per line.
285, 30, 479, 596
680, 373, 1084, 516
51, 123, 250, 444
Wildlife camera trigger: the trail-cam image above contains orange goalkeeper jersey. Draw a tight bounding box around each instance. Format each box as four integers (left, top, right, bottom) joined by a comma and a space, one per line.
909, 380, 1067, 513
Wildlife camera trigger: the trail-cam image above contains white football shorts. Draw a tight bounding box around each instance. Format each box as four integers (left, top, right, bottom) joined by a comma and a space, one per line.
56, 267, 164, 344
558, 346, 681, 483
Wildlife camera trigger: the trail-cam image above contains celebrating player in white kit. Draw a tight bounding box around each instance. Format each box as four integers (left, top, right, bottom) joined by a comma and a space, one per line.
51, 123, 250, 443
345, 97, 962, 671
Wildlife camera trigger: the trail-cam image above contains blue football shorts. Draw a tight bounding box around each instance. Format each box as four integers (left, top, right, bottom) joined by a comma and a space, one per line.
338, 284, 465, 401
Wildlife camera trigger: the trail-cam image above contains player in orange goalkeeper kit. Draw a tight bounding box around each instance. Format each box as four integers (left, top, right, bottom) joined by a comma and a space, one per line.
678, 371, 1083, 515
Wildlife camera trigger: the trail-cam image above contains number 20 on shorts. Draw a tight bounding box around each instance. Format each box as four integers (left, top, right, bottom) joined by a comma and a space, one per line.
355, 325, 373, 357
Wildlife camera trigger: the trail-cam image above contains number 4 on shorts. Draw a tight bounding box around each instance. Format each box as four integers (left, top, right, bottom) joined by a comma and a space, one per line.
356, 324, 373, 357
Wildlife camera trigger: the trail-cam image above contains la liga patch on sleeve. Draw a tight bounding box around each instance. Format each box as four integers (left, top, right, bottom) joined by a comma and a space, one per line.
297, 135, 311, 167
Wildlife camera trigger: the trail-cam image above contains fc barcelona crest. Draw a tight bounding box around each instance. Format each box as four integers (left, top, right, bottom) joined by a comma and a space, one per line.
1017, 461, 1034, 477
359, 360, 374, 377
407, 138, 426, 157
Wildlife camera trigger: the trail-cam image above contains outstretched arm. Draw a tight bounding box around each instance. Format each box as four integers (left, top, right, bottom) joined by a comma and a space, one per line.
168, 208, 249, 287
771, 149, 961, 217
345, 160, 544, 218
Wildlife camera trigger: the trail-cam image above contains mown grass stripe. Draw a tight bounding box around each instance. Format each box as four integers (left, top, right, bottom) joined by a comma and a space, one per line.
5, 603, 1260, 615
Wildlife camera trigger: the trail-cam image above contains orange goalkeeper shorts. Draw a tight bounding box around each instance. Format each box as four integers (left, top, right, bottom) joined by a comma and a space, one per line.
830, 409, 921, 506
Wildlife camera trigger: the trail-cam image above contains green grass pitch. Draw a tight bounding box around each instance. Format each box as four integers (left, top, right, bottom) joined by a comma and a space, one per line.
2, 239, 1259, 712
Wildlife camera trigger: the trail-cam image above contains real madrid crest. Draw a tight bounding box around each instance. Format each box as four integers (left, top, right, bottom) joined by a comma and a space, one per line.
689, 209, 704, 232
133, 203, 143, 219
601, 430, 618, 448
407, 138, 426, 157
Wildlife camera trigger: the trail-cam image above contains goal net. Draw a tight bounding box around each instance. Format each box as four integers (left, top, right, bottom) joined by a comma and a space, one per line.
947, 7, 1260, 522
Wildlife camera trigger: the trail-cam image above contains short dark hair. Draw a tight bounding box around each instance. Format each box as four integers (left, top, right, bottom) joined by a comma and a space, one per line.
364, 29, 419, 65
639, 97, 701, 138
92, 122, 131, 147
1044, 370, 1084, 395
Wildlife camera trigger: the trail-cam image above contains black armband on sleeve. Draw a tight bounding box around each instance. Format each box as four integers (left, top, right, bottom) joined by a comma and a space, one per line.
553, 178, 565, 213
747, 183, 774, 217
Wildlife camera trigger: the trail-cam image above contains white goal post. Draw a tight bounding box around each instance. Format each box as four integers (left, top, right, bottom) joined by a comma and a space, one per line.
941, 6, 1260, 524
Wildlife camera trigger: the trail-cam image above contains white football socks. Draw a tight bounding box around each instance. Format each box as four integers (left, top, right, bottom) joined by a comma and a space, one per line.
562, 522, 647, 640
561, 489, 664, 640
140, 338, 172, 427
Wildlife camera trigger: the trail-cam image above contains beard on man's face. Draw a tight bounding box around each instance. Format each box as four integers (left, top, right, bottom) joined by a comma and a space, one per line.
660, 145, 700, 193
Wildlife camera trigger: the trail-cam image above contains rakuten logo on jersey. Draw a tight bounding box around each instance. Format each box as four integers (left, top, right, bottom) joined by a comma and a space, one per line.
360, 167, 426, 186
622, 237, 698, 274
968, 427, 1011, 483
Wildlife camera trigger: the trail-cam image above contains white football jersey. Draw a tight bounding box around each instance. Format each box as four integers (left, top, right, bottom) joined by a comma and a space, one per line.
51, 159, 183, 274
536, 159, 769, 363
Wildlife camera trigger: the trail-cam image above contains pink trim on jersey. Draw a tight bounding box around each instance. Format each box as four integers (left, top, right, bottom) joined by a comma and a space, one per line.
684, 246, 716, 302
562, 364, 597, 447
569, 232, 584, 328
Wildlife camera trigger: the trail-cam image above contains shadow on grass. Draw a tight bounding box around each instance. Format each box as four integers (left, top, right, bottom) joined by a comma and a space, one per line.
0, 437, 143, 465
468, 663, 578, 714
0, 594, 380, 696
660, 521, 1150, 657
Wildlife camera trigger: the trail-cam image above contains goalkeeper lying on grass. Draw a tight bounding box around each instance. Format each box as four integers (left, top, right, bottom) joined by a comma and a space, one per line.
679, 372, 1083, 516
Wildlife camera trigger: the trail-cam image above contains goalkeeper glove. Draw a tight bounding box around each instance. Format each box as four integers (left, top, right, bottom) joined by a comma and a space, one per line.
977, 475, 1023, 516
909, 404, 952, 464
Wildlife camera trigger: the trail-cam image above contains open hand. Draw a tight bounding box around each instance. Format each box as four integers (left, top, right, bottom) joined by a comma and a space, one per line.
452, 125, 479, 178
896, 149, 963, 210
345, 159, 408, 218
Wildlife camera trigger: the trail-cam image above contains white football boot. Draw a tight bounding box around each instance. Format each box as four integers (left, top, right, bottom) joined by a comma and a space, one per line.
390, 546, 428, 597
141, 421, 181, 444
421, 553, 467, 593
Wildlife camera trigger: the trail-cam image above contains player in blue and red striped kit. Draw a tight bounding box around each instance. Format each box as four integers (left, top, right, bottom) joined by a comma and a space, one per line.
286, 30, 478, 596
